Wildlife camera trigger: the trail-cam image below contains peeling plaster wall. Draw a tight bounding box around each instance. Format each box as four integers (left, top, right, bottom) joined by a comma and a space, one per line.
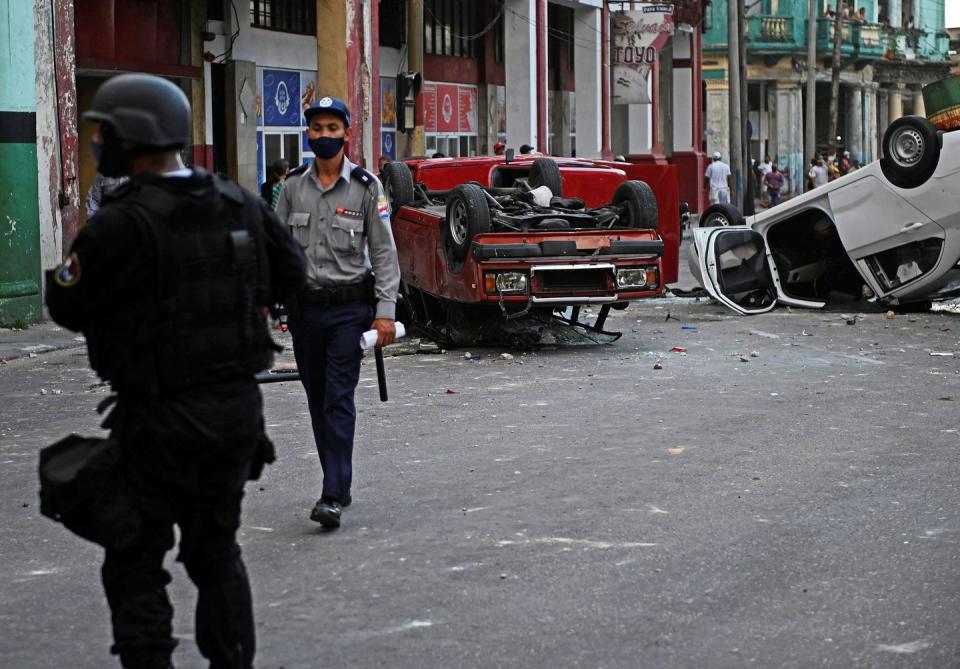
35, 0, 62, 275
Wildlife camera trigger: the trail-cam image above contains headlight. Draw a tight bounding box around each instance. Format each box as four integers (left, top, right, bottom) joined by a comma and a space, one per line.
485, 271, 529, 294
616, 267, 658, 289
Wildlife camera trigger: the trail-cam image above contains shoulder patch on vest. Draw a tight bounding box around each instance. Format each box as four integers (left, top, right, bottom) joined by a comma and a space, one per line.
350, 166, 375, 187
53, 253, 81, 288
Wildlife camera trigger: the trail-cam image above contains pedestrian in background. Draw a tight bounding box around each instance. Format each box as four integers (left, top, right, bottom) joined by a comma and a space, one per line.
704, 151, 732, 205
758, 155, 773, 206
276, 96, 401, 529
46, 73, 306, 669
763, 163, 785, 207
493, 141, 506, 156
270, 159, 289, 210
809, 158, 829, 188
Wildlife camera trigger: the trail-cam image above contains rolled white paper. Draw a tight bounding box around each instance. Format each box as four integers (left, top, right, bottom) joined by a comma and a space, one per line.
360, 322, 406, 350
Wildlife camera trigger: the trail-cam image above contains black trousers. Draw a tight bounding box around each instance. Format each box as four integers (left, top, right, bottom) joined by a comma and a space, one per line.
102, 382, 263, 669
288, 300, 372, 503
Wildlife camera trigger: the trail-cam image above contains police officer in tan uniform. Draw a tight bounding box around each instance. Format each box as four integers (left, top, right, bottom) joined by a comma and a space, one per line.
276, 96, 400, 529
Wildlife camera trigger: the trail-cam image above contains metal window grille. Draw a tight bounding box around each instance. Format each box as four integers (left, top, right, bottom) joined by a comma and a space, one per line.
250, 0, 316, 35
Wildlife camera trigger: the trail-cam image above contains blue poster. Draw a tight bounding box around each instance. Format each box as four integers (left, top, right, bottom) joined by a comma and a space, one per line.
256, 131, 264, 186
262, 69, 301, 127
381, 131, 396, 160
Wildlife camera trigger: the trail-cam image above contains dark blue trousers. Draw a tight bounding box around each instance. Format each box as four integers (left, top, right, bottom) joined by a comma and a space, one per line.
289, 301, 372, 502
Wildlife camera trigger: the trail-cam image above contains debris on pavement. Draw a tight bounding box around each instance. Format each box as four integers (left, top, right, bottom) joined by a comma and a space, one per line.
653, 359, 663, 370
886, 310, 896, 319
739, 355, 749, 362
500, 353, 514, 360
670, 346, 686, 353
750, 351, 760, 358
929, 352, 955, 357
445, 388, 457, 394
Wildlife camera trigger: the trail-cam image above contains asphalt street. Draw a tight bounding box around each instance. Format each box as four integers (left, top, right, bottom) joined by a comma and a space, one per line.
2, 295, 960, 668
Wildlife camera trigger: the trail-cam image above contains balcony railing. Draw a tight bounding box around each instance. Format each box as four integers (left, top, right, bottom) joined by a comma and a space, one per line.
751, 15, 792, 42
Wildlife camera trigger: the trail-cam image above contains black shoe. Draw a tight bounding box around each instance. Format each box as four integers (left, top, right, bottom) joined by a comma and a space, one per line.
310, 498, 342, 528
341, 492, 352, 508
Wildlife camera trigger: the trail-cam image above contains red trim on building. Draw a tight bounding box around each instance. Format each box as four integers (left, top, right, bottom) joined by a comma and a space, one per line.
190, 145, 214, 170
536, 0, 547, 148
75, 59, 201, 79
371, 1, 381, 170
424, 54, 481, 85
54, 0, 80, 257
601, 3, 612, 159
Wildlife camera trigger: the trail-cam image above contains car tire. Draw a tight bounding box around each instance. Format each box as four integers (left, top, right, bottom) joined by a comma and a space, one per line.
382, 161, 416, 209
880, 115, 941, 189
699, 203, 744, 228
612, 180, 659, 230
529, 158, 563, 197
443, 183, 491, 262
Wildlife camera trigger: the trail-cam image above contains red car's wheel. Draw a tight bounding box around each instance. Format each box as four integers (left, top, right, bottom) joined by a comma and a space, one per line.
443, 183, 491, 263
612, 180, 658, 229
382, 161, 415, 209
529, 158, 563, 197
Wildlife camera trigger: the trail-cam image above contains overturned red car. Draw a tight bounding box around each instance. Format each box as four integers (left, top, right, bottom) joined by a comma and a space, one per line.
381, 154, 682, 346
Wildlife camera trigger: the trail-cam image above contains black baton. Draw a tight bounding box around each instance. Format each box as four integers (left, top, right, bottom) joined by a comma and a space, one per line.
256, 370, 300, 384
375, 347, 388, 401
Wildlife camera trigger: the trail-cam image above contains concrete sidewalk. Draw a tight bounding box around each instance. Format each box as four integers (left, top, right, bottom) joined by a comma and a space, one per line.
0, 321, 86, 363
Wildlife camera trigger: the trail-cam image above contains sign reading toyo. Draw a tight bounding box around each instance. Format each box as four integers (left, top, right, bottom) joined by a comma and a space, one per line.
612, 5, 674, 105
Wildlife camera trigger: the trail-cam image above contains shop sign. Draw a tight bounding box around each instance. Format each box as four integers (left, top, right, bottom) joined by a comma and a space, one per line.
612, 5, 674, 105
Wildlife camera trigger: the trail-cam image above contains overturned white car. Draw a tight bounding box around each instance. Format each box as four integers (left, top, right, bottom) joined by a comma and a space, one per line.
690, 115, 960, 315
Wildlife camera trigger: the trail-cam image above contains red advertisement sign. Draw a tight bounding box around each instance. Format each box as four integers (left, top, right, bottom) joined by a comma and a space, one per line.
436, 84, 459, 133
423, 83, 437, 132
458, 86, 478, 134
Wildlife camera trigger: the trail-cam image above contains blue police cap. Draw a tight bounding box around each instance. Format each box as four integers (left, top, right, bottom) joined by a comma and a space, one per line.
304, 96, 351, 127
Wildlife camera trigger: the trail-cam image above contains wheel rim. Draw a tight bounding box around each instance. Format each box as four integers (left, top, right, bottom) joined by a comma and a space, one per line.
706, 213, 729, 227
450, 200, 468, 245
889, 127, 925, 168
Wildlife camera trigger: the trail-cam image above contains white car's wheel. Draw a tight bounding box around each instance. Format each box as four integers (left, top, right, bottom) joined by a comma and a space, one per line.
699, 203, 744, 228
880, 116, 940, 189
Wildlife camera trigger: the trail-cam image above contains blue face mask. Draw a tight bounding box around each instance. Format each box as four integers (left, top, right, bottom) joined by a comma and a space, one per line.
309, 136, 345, 160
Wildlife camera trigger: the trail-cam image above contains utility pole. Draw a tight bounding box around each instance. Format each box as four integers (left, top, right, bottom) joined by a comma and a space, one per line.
407, 0, 425, 156
828, 2, 843, 156
738, 0, 754, 214
727, 0, 743, 210
805, 0, 817, 188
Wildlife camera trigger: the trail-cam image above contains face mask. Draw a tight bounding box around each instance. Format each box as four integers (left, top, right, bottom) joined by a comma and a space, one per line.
93, 126, 133, 177
309, 136, 345, 160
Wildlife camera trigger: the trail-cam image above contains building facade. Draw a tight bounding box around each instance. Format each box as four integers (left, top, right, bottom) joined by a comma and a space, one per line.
6, 0, 707, 326
703, 0, 950, 196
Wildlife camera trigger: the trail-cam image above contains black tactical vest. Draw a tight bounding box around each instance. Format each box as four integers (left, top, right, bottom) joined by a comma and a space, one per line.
86, 170, 275, 395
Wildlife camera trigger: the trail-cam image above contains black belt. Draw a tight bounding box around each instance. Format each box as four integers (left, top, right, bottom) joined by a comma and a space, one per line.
299, 277, 373, 305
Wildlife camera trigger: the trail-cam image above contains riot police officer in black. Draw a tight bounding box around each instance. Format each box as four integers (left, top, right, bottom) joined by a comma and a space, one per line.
46, 74, 306, 669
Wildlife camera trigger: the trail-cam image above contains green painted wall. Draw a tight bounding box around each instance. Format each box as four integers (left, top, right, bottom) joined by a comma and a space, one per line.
0, 0, 42, 326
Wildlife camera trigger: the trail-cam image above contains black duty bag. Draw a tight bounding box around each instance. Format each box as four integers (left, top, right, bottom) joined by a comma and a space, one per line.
38, 434, 141, 551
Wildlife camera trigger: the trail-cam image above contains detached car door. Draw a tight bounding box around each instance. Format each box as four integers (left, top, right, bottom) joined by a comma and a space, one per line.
691, 227, 778, 315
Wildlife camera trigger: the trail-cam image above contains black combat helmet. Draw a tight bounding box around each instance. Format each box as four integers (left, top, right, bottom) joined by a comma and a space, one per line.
83, 74, 191, 149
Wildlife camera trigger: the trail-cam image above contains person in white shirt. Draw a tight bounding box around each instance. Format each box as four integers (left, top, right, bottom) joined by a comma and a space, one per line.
704, 151, 732, 205
758, 155, 773, 205
808, 159, 829, 188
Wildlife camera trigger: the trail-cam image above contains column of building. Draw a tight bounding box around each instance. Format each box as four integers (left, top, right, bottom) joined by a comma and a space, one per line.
505, 0, 538, 150
573, 5, 602, 158
704, 74, 729, 160
864, 84, 879, 163
845, 84, 864, 164
774, 81, 803, 195
671, 29, 707, 211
